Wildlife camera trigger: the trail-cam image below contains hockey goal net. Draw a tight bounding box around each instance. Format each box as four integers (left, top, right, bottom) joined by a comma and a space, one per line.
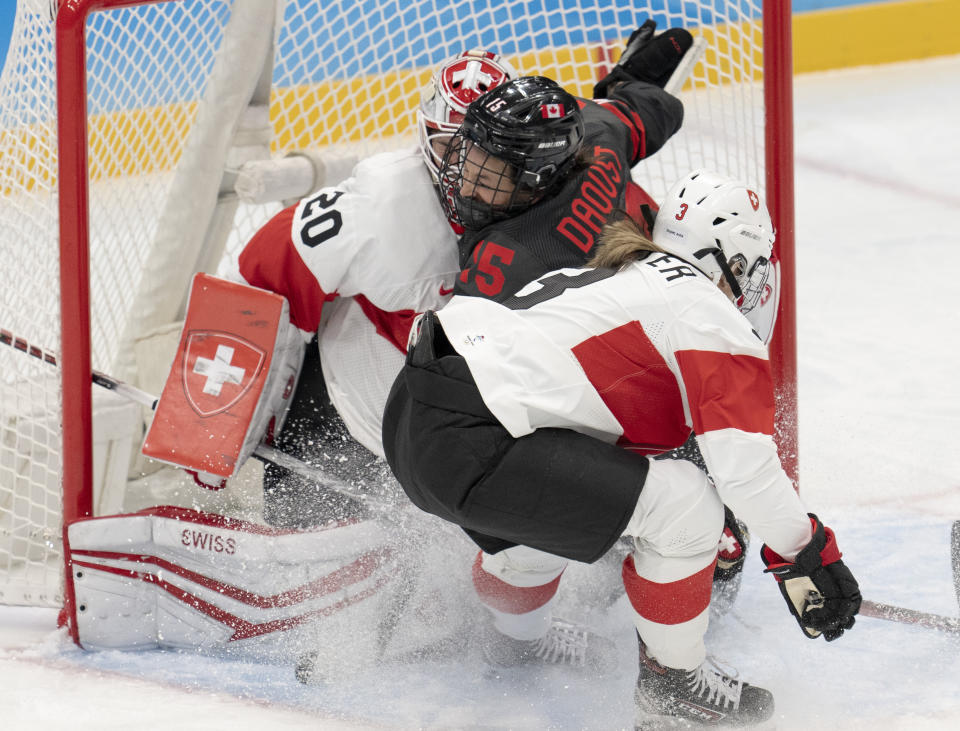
0, 0, 794, 614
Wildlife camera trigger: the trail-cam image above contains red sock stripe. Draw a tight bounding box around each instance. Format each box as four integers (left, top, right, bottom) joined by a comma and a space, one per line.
471, 552, 562, 615
622, 554, 716, 625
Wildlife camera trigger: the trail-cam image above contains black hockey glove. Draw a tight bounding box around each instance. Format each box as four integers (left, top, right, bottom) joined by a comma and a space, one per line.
761, 514, 862, 641
593, 19, 694, 98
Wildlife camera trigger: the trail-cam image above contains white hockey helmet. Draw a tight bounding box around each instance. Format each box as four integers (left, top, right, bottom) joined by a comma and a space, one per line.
652, 169, 775, 313
417, 49, 519, 182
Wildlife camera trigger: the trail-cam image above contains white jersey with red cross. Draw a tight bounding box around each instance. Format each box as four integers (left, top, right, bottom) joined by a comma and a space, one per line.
436, 253, 810, 558
230, 147, 460, 455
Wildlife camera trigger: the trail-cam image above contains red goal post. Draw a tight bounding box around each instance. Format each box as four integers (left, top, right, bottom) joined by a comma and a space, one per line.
0, 0, 795, 628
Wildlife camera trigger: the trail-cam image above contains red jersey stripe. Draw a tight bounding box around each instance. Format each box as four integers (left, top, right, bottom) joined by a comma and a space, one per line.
595, 99, 646, 161
471, 552, 562, 615
354, 295, 418, 354
675, 349, 775, 436
573, 321, 691, 454
622, 554, 715, 625
238, 205, 335, 334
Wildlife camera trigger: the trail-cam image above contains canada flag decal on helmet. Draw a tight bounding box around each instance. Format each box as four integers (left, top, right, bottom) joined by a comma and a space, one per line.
181, 331, 265, 417
747, 190, 760, 211
541, 103, 564, 119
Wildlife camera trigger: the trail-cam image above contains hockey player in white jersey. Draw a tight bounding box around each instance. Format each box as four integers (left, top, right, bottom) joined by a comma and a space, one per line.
382, 170, 861, 727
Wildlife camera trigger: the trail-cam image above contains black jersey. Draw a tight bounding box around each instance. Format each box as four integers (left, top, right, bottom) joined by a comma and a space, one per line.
454, 81, 683, 301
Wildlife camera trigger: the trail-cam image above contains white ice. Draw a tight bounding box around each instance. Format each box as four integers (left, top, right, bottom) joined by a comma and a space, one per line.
2, 55, 959, 730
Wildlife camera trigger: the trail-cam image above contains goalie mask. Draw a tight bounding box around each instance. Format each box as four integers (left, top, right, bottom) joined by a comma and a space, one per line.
417, 49, 519, 184
653, 169, 775, 314
438, 75, 585, 230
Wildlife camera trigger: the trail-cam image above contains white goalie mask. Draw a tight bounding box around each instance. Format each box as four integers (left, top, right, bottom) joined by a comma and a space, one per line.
652, 169, 775, 314
417, 49, 519, 183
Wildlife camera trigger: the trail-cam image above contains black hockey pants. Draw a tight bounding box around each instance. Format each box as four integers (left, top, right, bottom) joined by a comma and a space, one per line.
381, 312, 649, 563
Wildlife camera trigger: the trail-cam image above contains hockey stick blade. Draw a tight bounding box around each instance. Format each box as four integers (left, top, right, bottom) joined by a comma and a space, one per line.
1, 326, 395, 512
859, 599, 960, 635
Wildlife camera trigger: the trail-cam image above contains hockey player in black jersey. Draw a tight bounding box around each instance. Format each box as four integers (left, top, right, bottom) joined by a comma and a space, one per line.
431, 21, 753, 672
441, 20, 687, 302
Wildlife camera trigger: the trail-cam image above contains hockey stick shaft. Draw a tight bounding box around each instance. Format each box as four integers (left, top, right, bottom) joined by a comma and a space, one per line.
1, 327, 395, 513
2, 328, 159, 409
859, 599, 960, 635
951, 520, 960, 610
664, 36, 707, 96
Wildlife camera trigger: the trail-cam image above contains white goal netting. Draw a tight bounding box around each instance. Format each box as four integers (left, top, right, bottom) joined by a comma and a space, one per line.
0, 0, 771, 607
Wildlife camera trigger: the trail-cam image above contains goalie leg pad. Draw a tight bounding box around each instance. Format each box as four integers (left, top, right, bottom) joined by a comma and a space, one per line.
66, 506, 394, 654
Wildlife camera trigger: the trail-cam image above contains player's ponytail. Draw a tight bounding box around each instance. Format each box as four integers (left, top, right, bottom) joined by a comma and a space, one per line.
588, 214, 664, 269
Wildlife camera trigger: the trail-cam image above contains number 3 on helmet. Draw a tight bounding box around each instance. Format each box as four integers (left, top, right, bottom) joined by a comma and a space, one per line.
418, 49, 519, 183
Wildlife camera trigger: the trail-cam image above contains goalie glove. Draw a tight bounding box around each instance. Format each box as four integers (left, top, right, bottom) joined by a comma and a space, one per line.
593, 19, 694, 98
761, 514, 862, 641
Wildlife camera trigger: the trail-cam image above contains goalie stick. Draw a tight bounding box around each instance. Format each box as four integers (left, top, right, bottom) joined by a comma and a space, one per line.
1, 327, 398, 514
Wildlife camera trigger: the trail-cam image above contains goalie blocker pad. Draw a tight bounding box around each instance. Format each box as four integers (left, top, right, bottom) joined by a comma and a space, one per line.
64, 507, 395, 652
142, 273, 305, 480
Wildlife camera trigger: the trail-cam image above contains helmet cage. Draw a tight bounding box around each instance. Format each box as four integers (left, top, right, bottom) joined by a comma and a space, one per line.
711, 248, 770, 314
438, 133, 542, 230
727, 250, 770, 313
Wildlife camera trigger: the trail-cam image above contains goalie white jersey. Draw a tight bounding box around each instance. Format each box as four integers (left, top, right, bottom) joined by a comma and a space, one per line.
233, 147, 460, 454
436, 253, 810, 558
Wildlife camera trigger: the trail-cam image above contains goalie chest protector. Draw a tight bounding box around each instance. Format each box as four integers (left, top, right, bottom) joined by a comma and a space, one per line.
142, 273, 301, 478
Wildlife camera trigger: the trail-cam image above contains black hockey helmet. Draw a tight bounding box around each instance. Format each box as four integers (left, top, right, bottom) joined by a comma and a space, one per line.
438, 76, 585, 229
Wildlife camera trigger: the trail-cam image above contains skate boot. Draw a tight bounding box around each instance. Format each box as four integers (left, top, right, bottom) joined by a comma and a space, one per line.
635, 639, 774, 728
481, 618, 618, 675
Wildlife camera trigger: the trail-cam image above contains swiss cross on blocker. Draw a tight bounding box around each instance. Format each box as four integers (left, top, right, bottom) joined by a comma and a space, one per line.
143, 273, 287, 477
183, 333, 264, 416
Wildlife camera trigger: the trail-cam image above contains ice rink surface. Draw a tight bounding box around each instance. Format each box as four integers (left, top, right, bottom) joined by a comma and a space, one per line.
2, 55, 959, 730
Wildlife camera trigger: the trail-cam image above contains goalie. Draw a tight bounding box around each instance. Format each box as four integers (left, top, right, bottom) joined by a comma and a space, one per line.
65, 48, 520, 660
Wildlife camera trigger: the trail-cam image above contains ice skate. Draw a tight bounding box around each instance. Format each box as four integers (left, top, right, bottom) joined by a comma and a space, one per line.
635, 639, 774, 728
481, 618, 618, 675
